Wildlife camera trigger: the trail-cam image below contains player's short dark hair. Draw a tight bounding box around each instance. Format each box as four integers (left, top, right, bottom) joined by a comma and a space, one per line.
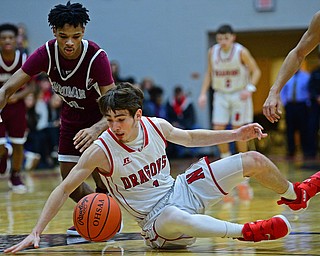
98, 82, 144, 117
0, 23, 18, 36
48, 1, 90, 29
216, 24, 234, 34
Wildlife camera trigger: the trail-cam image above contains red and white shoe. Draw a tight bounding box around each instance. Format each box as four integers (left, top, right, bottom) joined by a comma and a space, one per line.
239, 215, 291, 242
277, 171, 320, 211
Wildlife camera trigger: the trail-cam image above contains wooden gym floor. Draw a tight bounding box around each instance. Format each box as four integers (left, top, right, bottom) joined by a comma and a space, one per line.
1, 152, 320, 255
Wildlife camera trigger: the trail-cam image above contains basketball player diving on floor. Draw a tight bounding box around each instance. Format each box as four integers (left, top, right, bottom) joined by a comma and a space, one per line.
5, 82, 320, 253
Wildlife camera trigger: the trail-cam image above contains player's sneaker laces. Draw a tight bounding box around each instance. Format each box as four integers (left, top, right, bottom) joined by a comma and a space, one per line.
8, 172, 27, 193
67, 220, 124, 236
239, 215, 291, 242
277, 171, 320, 211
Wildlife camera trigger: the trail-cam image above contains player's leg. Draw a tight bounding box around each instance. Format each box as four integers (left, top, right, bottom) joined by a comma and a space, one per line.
8, 142, 27, 193
0, 117, 9, 175
0, 143, 8, 175
91, 168, 108, 193
154, 153, 293, 243
242, 151, 320, 211
230, 94, 253, 200
155, 205, 291, 243
6, 104, 28, 193
60, 161, 95, 202
212, 91, 231, 158
241, 151, 290, 194
11, 144, 24, 172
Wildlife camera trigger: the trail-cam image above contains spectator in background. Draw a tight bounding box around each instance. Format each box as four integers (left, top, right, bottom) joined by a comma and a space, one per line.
0, 23, 33, 193
308, 56, 320, 159
24, 74, 62, 169
16, 23, 29, 54
110, 60, 135, 84
36, 73, 53, 103
140, 77, 155, 102
24, 92, 41, 171
143, 86, 167, 119
167, 85, 198, 158
46, 93, 62, 167
167, 86, 196, 129
280, 69, 311, 159
24, 85, 50, 169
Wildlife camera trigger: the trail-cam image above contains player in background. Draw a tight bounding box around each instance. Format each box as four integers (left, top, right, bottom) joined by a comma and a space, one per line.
0, 23, 34, 193
0, 2, 115, 233
198, 24, 261, 158
263, 11, 320, 123
198, 24, 261, 202
5, 82, 320, 253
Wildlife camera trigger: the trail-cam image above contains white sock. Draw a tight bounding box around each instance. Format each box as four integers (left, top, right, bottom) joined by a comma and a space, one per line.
280, 182, 296, 200
223, 222, 243, 238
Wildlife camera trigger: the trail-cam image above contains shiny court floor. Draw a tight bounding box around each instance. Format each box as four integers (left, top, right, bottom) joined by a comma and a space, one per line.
0, 154, 320, 255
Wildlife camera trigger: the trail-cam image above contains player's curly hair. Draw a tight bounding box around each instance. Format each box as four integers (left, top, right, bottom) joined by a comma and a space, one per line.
0, 23, 18, 36
48, 1, 90, 29
98, 83, 144, 118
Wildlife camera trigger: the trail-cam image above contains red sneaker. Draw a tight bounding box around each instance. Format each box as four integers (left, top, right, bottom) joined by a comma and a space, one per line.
277, 171, 320, 211
239, 215, 291, 242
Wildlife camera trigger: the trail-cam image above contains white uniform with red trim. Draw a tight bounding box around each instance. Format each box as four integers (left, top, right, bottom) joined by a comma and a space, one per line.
210, 42, 253, 126
94, 116, 245, 248
94, 116, 174, 222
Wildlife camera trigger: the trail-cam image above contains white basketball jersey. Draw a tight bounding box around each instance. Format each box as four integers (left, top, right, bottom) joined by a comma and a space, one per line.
211, 42, 249, 92
94, 116, 174, 222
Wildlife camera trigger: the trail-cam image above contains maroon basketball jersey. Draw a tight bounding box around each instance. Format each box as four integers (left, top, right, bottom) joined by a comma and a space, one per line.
48, 39, 112, 130
0, 49, 27, 87
26, 39, 113, 131
0, 49, 28, 139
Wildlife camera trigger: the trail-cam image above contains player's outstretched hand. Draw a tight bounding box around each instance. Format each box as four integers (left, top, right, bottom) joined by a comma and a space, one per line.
4, 232, 40, 254
236, 123, 268, 142
263, 92, 282, 123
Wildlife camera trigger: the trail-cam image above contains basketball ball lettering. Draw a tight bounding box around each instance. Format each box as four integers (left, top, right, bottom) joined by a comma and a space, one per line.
93, 199, 104, 226
77, 197, 89, 225
74, 193, 122, 242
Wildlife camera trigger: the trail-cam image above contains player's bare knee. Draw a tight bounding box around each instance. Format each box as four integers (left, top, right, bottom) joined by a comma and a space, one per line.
160, 206, 192, 227
242, 151, 267, 177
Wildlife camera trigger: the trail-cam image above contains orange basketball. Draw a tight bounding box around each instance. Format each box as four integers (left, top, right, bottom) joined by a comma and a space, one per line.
73, 193, 122, 242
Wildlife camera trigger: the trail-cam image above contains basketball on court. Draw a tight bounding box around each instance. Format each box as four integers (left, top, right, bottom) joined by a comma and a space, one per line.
73, 193, 122, 242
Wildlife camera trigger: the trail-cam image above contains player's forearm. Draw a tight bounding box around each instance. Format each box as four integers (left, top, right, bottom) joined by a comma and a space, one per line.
184, 129, 237, 147
200, 72, 211, 95
91, 117, 109, 136
250, 67, 261, 86
271, 50, 303, 94
33, 186, 69, 234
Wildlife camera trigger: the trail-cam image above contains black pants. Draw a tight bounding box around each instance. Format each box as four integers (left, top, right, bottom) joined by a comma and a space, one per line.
285, 102, 310, 157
